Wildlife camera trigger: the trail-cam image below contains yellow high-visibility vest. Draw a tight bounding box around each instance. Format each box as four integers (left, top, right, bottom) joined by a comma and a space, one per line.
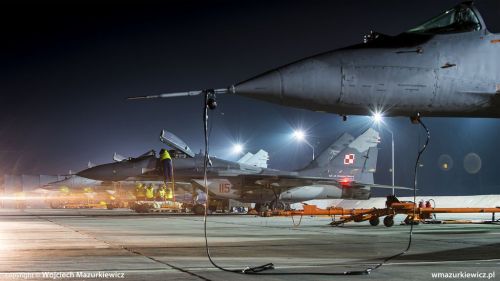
145, 187, 155, 199
135, 186, 145, 196
160, 150, 171, 161
158, 189, 166, 198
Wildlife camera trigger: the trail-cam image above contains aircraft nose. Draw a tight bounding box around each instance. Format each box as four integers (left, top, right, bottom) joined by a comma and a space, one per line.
233, 59, 342, 111
233, 70, 283, 104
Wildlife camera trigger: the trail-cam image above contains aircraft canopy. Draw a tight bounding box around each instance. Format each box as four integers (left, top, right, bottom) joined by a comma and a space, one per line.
407, 4, 482, 34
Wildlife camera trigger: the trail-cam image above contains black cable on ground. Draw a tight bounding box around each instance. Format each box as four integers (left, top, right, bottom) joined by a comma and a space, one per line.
365, 116, 430, 273
202, 92, 274, 274
201, 93, 430, 276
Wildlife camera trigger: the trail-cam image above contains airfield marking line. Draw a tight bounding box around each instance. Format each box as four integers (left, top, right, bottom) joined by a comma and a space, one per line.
33, 215, 214, 281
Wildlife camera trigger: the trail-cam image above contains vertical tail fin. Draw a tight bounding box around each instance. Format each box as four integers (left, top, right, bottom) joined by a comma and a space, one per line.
238, 152, 254, 163
299, 128, 380, 183
302, 132, 355, 171
238, 149, 269, 168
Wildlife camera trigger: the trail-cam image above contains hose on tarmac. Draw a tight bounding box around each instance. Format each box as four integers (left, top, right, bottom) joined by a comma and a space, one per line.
366, 116, 430, 273
201, 91, 430, 275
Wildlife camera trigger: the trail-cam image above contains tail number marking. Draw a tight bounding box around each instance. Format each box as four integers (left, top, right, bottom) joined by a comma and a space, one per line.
219, 183, 231, 193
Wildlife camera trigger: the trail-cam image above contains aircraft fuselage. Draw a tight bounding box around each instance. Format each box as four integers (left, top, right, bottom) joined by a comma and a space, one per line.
232, 3, 500, 118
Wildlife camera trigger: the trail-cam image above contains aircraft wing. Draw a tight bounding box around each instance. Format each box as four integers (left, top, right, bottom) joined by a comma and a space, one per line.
229, 174, 412, 192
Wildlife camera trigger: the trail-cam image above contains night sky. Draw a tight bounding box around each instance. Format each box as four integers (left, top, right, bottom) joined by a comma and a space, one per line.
2, 0, 500, 196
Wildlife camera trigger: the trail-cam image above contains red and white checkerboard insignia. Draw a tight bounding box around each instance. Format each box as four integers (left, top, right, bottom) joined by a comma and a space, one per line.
344, 154, 355, 165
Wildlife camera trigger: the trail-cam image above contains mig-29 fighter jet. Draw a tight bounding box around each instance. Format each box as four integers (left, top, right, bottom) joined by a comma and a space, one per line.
78, 129, 409, 213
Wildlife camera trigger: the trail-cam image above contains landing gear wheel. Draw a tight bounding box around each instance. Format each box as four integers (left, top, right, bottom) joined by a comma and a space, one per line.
193, 204, 205, 215
254, 203, 264, 212
270, 200, 285, 210
369, 217, 380, 226
383, 216, 394, 227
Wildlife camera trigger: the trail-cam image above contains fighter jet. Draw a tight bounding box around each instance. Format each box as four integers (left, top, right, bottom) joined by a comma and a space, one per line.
237, 149, 269, 168
78, 129, 409, 211
130, 2, 500, 120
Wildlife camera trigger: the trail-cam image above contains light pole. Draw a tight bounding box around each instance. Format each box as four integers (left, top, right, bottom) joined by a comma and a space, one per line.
372, 113, 395, 195
386, 127, 395, 195
304, 140, 315, 161
292, 130, 315, 161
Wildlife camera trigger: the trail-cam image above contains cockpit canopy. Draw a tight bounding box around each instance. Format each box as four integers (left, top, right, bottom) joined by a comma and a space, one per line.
407, 3, 482, 34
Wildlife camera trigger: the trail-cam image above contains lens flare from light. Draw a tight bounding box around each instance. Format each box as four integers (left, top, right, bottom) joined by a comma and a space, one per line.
292, 130, 306, 141
232, 144, 243, 154
372, 112, 383, 124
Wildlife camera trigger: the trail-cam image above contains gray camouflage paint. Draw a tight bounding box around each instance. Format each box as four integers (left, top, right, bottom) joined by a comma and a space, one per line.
231, 2, 500, 118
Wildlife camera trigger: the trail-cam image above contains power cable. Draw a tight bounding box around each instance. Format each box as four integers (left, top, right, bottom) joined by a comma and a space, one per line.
365, 116, 430, 273
201, 91, 430, 275
202, 91, 274, 274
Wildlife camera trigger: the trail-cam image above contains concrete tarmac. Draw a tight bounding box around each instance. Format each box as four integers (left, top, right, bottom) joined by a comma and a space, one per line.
0, 208, 498, 281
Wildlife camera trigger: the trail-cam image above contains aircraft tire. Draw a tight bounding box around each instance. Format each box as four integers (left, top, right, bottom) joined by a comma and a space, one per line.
383, 216, 394, 227
369, 217, 380, 226
254, 203, 262, 212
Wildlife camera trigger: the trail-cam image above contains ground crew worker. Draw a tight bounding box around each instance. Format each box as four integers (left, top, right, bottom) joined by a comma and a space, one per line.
157, 184, 167, 201
418, 200, 425, 208
145, 184, 155, 201
166, 186, 173, 200
425, 200, 432, 208
159, 149, 173, 185
135, 183, 146, 201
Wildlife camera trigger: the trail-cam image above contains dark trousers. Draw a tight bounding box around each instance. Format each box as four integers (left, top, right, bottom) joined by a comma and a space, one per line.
162, 159, 173, 183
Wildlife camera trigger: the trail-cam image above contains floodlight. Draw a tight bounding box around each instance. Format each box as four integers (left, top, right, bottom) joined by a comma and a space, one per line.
293, 130, 305, 141
232, 143, 243, 154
